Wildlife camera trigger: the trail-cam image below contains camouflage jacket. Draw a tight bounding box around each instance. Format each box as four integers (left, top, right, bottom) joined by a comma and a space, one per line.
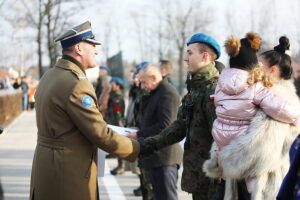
143, 62, 219, 194
104, 90, 125, 126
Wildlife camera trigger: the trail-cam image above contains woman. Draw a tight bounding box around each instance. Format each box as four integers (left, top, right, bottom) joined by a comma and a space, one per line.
204, 36, 300, 200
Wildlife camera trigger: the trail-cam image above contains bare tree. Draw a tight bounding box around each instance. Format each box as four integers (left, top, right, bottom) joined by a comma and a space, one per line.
12, 0, 84, 78
164, 0, 212, 94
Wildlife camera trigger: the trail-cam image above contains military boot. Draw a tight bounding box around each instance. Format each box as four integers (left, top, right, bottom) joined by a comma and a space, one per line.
110, 158, 125, 175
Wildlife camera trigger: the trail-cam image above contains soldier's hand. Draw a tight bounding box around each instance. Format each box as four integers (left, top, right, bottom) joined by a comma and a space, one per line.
126, 132, 137, 140
137, 137, 156, 158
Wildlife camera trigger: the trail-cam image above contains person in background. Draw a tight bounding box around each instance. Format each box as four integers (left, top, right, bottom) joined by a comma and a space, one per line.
94, 65, 111, 99
28, 79, 38, 110
127, 64, 183, 200
105, 77, 127, 175
158, 60, 173, 84
12, 77, 21, 89
20, 76, 29, 110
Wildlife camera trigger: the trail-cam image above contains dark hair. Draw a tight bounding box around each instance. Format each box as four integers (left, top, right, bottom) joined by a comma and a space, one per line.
260, 36, 292, 80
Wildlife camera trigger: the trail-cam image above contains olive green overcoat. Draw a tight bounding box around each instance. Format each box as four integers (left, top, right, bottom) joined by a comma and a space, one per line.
30, 56, 139, 200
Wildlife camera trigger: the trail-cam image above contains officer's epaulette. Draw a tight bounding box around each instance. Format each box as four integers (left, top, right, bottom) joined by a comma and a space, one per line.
70, 70, 87, 80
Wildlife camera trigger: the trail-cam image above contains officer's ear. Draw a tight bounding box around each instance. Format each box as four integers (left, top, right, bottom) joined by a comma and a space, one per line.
74, 43, 83, 55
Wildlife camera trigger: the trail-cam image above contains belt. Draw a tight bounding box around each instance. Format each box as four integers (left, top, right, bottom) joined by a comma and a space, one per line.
38, 135, 64, 150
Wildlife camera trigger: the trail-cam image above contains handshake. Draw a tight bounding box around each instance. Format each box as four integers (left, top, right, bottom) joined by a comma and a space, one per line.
125, 131, 157, 158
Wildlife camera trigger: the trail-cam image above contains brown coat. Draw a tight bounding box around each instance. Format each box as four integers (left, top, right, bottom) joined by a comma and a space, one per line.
30, 56, 140, 200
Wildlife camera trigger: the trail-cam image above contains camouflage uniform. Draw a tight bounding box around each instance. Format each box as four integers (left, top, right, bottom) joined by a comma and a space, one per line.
143, 62, 219, 199
104, 90, 125, 126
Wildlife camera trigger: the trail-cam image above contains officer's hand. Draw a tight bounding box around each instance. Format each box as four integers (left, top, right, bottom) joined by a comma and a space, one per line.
137, 137, 156, 158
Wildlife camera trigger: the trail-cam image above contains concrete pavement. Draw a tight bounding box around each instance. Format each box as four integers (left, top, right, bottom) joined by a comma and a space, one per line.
0, 111, 191, 200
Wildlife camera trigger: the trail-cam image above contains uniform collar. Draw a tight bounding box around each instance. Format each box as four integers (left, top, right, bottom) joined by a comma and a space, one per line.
56, 55, 86, 76
188, 62, 219, 88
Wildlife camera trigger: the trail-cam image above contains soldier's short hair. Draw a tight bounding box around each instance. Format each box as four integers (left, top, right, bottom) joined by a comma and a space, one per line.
197, 43, 217, 61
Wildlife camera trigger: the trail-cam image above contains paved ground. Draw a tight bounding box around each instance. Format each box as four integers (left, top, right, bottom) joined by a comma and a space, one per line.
0, 111, 192, 200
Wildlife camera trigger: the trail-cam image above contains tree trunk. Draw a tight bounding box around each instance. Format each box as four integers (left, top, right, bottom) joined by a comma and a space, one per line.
37, 0, 43, 78
177, 46, 184, 95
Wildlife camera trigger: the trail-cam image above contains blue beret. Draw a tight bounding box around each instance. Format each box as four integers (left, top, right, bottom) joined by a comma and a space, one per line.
111, 77, 125, 86
55, 21, 101, 48
99, 65, 110, 72
187, 33, 221, 59
133, 61, 149, 77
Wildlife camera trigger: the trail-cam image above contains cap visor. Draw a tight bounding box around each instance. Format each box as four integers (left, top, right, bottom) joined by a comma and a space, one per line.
85, 38, 101, 45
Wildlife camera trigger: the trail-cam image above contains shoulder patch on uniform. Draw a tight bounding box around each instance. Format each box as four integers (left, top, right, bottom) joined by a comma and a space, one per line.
82, 95, 94, 108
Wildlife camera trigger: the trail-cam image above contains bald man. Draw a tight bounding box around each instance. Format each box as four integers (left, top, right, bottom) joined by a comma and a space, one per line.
128, 65, 183, 200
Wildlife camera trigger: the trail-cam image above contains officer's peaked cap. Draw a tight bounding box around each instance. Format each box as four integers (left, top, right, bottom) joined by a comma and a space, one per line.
55, 21, 101, 48
187, 33, 221, 59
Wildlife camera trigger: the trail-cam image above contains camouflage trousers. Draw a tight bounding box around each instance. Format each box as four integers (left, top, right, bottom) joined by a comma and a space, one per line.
140, 168, 153, 200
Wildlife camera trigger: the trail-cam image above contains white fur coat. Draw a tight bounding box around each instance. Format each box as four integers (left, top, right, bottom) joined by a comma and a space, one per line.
203, 80, 300, 200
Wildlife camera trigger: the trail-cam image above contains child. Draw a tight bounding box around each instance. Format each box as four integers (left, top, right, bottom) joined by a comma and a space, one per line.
203, 33, 300, 193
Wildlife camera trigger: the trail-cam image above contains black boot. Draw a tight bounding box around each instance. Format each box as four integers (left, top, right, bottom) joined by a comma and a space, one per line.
110, 159, 125, 175
133, 186, 142, 196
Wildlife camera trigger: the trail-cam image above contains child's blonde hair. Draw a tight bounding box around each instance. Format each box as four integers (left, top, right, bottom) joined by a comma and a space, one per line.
247, 64, 273, 88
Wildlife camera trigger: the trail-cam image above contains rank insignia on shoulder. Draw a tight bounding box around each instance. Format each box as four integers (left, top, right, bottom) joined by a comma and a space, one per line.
82, 95, 94, 108
209, 95, 215, 100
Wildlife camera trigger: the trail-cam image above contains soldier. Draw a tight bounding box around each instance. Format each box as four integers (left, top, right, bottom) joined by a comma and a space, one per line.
104, 77, 125, 127
29, 21, 140, 200
105, 77, 127, 175
139, 33, 221, 200
94, 65, 111, 99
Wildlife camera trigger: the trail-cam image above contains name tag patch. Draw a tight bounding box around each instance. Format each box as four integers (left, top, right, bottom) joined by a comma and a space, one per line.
82, 95, 93, 108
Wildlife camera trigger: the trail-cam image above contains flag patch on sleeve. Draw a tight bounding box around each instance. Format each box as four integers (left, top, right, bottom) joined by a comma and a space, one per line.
82, 95, 93, 108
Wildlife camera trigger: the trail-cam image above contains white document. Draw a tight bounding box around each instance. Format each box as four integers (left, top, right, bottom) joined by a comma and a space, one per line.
107, 124, 138, 136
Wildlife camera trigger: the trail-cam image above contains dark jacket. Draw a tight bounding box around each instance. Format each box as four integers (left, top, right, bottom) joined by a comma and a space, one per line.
104, 90, 125, 126
138, 78, 183, 169
94, 77, 103, 98
277, 134, 300, 200
143, 63, 219, 194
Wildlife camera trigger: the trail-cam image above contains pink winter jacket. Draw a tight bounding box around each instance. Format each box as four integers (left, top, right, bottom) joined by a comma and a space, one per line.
212, 68, 300, 149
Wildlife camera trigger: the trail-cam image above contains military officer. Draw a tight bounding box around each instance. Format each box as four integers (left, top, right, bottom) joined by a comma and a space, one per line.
139, 33, 221, 200
29, 21, 140, 200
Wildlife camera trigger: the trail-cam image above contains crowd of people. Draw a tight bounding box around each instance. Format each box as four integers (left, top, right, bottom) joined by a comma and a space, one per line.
25, 20, 300, 200
0, 75, 38, 111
